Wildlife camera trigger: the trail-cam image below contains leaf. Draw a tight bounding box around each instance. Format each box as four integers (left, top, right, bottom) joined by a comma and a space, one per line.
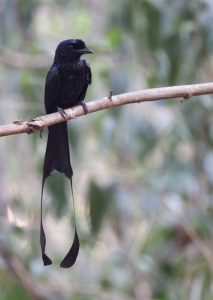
88, 181, 115, 235
107, 28, 123, 49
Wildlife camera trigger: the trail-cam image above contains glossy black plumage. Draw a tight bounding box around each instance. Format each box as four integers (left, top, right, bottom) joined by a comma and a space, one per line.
40, 39, 92, 268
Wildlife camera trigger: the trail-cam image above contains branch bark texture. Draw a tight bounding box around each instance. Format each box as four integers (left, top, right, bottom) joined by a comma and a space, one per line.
0, 82, 213, 138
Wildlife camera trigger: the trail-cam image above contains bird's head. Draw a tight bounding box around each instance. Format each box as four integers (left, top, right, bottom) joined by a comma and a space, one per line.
55, 39, 93, 62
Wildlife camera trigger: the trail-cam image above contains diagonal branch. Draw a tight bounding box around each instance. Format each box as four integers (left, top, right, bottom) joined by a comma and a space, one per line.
0, 82, 213, 138
0, 45, 51, 69
0, 240, 46, 300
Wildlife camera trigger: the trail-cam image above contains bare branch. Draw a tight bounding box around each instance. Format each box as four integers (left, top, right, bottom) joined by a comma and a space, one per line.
0, 46, 51, 69
0, 82, 213, 138
0, 240, 46, 300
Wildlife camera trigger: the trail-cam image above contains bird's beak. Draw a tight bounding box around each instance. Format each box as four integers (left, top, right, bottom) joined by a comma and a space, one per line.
78, 47, 94, 54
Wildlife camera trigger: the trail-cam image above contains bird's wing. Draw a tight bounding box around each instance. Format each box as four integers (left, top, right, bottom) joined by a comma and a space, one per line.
77, 60, 92, 102
84, 60, 92, 85
44, 65, 60, 114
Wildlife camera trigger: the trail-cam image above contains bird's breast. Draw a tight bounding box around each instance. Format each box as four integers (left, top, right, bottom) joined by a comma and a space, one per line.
58, 62, 86, 107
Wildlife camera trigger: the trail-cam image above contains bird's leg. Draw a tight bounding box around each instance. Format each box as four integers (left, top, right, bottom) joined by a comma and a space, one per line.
57, 107, 68, 120
79, 101, 88, 115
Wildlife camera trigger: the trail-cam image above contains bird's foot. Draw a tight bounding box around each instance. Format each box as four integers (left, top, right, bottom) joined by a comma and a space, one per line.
57, 107, 69, 120
79, 101, 88, 115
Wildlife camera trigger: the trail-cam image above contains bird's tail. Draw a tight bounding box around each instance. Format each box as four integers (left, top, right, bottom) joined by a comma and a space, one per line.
43, 122, 73, 179
40, 122, 79, 268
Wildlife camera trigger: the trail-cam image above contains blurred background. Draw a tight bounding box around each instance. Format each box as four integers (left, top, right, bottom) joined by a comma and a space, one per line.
0, 0, 213, 299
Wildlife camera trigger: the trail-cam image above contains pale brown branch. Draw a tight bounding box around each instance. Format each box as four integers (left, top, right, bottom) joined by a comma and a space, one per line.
1, 82, 213, 138
0, 46, 51, 69
0, 240, 46, 300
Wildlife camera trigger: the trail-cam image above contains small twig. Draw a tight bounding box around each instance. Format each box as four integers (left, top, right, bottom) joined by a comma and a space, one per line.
165, 203, 213, 272
108, 90, 113, 100
182, 221, 213, 271
1, 82, 213, 137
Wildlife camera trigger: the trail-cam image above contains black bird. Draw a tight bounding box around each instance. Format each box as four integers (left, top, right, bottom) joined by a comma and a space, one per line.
40, 39, 93, 268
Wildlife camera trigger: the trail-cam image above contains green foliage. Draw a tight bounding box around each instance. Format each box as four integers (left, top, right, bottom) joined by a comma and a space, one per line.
88, 181, 115, 234
107, 28, 123, 49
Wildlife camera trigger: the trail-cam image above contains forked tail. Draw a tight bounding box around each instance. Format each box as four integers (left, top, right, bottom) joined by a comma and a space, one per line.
40, 122, 79, 268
